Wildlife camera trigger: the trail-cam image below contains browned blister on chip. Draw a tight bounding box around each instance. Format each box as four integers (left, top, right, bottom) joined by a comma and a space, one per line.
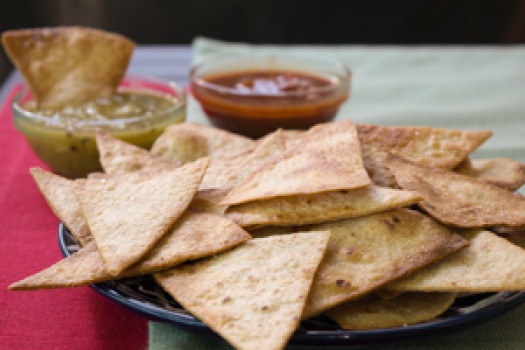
356, 124, 492, 187
30, 167, 92, 246
388, 230, 525, 292
151, 122, 255, 162
73, 158, 209, 276
2, 27, 135, 109
301, 208, 467, 319
95, 129, 181, 175
327, 292, 456, 330
9, 210, 250, 290
154, 231, 330, 350
386, 154, 525, 228
454, 157, 525, 191
221, 120, 371, 206
225, 185, 423, 227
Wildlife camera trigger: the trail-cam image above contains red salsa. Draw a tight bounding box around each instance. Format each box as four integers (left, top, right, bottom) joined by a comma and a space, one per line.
191, 69, 349, 138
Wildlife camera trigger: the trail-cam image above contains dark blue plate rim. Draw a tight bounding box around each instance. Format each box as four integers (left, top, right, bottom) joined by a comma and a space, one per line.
58, 222, 525, 347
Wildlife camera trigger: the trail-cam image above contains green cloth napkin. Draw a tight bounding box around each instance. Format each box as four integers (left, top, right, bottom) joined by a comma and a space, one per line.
149, 37, 525, 350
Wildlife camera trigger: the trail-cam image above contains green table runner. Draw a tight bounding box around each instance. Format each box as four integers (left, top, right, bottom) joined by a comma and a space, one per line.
149, 37, 525, 350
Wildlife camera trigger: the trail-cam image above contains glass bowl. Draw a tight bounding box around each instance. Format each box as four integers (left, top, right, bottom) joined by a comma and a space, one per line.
12, 75, 186, 178
191, 54, 351, 138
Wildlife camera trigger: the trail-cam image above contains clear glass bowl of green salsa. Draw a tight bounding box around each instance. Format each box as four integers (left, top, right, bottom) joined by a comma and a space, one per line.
12, 75, 186, 178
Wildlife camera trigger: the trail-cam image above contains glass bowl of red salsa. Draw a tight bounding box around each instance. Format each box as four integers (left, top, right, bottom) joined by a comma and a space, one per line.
190, 54, 351, 138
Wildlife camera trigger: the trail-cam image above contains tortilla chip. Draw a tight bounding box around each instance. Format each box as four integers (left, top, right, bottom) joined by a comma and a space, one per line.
151, 122, 255, 162
388, 230, 525, 292
221, 120, 372, 206
30, 167, 92, 246
386, 154, 525, 228
225, 185, 423, 227
502, 232, 525, 248
248, 226, 298, 238
372, 289, 404, 301
73, 158, 209, 276
280, 129, 306, 150
130, 210, 251, 275
154, 231, 330, 350
492, 225, 525, 235
9, 243, 107, 290
200, 129, 286, 191
327, 292, 456, 330
301, 208, 468, 318
9, 210, 250, 290
356, 124, 492, 187
2, 27, 135, 109
190, 189, 230, 216
95, 129, 181, 175
454, 157, 525, 191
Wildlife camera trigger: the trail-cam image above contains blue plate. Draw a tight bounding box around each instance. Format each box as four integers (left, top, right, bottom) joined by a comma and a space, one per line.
59, 222, 525, 347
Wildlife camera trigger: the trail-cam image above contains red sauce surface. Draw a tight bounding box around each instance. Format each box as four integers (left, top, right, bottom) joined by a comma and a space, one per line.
192, 69, 349, 138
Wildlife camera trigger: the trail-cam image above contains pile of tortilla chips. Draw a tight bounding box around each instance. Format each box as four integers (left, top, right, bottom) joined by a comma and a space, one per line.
10, 119, 525, 350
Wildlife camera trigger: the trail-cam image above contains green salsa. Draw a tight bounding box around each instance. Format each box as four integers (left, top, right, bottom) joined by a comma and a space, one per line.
13, 89, 185, 178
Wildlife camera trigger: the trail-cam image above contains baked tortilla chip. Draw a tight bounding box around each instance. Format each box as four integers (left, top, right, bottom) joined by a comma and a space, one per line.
221, 120, 371, 205
95, 129, 181, 175
2, 27, 135, 109
190, 189, 230, 216
327, 292, 456, 330
454, 157, 525, 191
154, 231, 330, 350
9, 210, 250, 289
73, 158, 209, 276
386, 154, 525, 228
302, 208, 467, 318
151, 122, 255, 162
225, 185, 423, 227
356, 124, 492, 187
9, 243, 106, 290
200, 129, 286, 191
130, 210, 251, 275
388, 230, 525, 292
30, 167, 92, 246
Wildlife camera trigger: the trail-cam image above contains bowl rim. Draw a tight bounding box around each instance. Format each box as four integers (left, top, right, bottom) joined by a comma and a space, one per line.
190, 53, 351, 98
12, 74, 187, 132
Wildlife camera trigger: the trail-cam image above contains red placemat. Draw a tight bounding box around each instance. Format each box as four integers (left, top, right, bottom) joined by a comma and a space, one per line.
0, 86, 148, 350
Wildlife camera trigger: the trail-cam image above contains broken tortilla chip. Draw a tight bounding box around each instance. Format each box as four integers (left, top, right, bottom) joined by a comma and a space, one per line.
73, 157, 209, 276
151, 122, 255, 162
2, 27, 135, 109
221, 120, 371, 206
154, 231, 330, 350
454, 157, 525, 191
356, 124, 492, 187
225, 185, 423, 227
95, 129, 181, 175
301, 208, 468, 319
30, 167, 92, 246
327, 292, 456, 330
386, 154, 525, 228
388, 230, 525, 292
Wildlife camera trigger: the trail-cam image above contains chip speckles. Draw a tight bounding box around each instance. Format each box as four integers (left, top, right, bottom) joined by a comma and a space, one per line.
154, 231, 330, 350
221, 120, 371, 206
386, 154, 525, 228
